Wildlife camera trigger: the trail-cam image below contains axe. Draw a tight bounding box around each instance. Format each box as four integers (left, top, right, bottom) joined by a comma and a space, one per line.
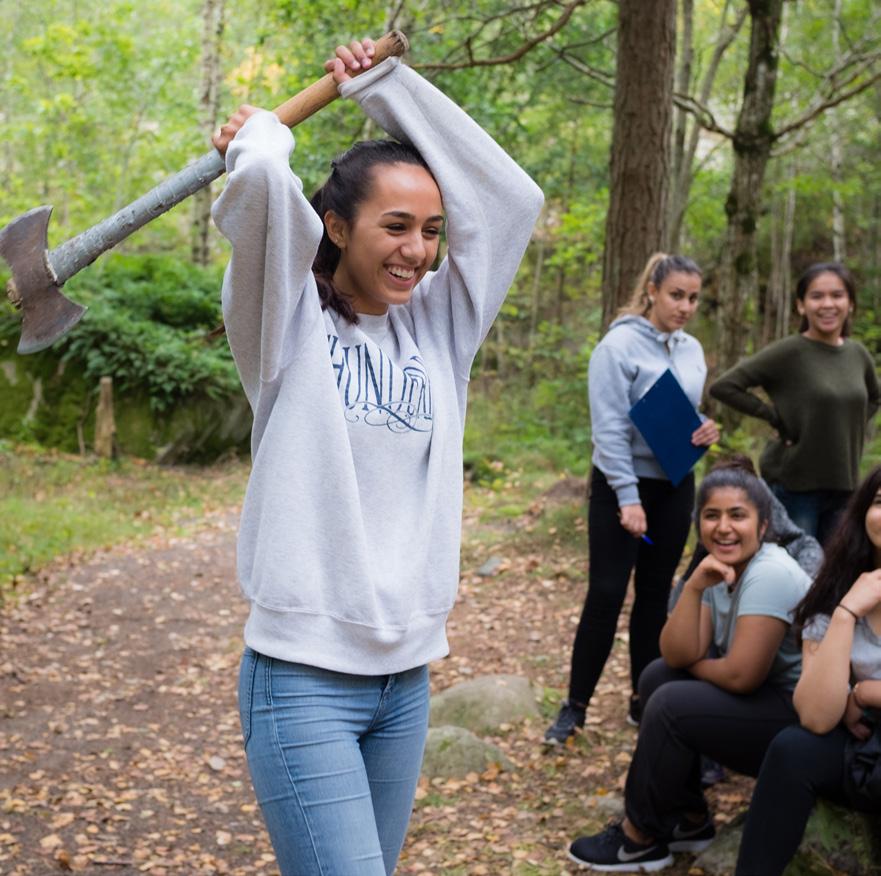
0, 31, 409, 355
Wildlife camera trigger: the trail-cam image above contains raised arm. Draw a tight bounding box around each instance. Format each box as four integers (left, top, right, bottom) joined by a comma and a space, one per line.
211, 109, 324, 405
339, 57, 544, 379
660, 555, 730, 667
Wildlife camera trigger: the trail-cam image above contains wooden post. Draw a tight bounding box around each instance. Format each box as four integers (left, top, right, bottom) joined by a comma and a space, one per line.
94, 376, 116, 459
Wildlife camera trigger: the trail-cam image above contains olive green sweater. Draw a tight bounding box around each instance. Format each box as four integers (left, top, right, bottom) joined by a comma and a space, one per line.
710, 335, 880, 491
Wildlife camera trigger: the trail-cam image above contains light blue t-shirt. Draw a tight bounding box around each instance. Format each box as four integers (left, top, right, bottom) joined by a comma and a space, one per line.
702, 543, 812, 690
803, 612, 881, 683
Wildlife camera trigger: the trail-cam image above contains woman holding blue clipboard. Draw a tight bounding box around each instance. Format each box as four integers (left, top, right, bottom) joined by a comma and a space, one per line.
545, 253, 719, 744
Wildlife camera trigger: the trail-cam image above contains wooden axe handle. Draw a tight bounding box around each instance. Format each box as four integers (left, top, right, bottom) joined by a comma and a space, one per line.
274, 31, 409, 127
46, 31, 409, 290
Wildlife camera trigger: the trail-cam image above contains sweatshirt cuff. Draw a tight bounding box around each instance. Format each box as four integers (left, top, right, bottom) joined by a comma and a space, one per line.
615, 484, 641, 507
338, 56, 401, 100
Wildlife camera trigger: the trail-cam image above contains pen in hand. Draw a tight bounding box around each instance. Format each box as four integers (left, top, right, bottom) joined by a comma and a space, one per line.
641, 534, 654, 545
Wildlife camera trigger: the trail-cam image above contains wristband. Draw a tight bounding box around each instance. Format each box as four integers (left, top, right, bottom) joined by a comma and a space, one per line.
837, 603, 859, 621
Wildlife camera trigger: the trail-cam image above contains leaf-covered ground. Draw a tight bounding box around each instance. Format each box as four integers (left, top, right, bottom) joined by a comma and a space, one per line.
0, 476, 752, 875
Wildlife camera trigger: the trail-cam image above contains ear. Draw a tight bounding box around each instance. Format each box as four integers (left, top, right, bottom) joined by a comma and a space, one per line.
758, 520, 769, 542
646, 281, 657, 304
324, 211, 349, 250
796, 299, 806, 316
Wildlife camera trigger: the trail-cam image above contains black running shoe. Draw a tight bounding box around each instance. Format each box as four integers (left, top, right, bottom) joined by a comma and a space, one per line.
543, 700, 585, 745
626, 694, 641, 727
568, 823, 673, 872
667, 817, 716, 853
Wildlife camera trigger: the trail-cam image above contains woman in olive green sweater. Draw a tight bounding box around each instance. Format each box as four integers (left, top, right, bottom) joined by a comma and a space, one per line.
710, 263, 880, 545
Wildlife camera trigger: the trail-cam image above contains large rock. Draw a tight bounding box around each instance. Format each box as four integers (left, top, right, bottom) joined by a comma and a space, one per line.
693, 803, 881, 876
429, 674, 539, 734
421, 726, 512, 779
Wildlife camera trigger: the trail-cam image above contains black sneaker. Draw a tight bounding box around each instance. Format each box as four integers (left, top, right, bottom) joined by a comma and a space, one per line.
700, 757, 726, 788
568, 823, 673, 872
544, 700, 585, 745
626, 694, 641, 727
667, 817, 716, 853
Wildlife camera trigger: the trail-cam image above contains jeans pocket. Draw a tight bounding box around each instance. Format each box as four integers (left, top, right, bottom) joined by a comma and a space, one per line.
237, 648, 258, 749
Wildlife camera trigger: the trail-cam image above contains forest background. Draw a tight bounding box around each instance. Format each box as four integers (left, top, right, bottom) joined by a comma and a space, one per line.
2, 0, 881, 575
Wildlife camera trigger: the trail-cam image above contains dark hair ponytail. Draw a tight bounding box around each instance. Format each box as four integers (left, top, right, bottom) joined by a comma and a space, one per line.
309, 139, 431, 324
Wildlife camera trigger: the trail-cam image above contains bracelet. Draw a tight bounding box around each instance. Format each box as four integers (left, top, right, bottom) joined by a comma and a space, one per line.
837, 603, 859, 621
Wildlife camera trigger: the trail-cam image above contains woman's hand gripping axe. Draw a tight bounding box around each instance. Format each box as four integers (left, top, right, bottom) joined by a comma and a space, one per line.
0, 31, 409, 354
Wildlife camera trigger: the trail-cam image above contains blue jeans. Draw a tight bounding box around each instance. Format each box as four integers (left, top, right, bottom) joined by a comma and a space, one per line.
768, 483, 850, 546
238, 648, 430, 876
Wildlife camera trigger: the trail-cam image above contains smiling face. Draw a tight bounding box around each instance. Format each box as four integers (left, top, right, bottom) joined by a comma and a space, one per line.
328, 162, 443, 315
699, 486, 767, 576
646, 270, 701, 333
797, 270, 853, 344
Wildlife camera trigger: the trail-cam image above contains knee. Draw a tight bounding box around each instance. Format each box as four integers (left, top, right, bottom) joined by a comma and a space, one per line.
637, 658, 679, 705
759, 725, 818, 777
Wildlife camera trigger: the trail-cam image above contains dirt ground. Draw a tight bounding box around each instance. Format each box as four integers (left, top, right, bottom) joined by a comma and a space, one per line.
0, 482, 751, 875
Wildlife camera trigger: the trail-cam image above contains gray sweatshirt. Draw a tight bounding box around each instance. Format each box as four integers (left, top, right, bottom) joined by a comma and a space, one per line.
588, 315, 708, 506
211, 58, 543, 675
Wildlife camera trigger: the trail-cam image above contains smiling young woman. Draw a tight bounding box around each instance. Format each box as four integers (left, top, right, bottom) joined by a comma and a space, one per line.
545, 253, 720, 745
736, 467, 881, 876
568, 466, 811, 872
211, 37, 543, 876
711, 262, 880, 546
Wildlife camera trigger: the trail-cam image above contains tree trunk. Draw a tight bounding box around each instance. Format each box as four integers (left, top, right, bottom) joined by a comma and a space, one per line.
600, 0, 676, 329
717, 0, 784, 376
830, 0, 846, 261
765, 160, 796, 346
95, 376, 116, 459
669, 0, 746, 250
191, 0, 226, 266
669, 0, 694, 251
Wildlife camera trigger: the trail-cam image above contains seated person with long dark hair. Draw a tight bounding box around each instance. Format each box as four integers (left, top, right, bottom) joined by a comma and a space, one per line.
735, 465, 881, 876
568, 467, 811, 872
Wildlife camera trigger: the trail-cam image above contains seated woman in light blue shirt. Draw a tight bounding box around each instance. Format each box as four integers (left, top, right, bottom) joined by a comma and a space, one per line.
568, 467, 811, 872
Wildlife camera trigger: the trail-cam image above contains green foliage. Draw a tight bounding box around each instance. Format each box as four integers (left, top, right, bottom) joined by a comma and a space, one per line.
0, 255, 238, 414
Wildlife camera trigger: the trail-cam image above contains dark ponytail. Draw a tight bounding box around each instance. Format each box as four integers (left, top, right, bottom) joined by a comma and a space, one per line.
309, 139, 431, 324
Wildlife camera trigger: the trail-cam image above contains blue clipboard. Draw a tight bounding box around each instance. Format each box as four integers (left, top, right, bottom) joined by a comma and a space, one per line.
629, 368, 705, 486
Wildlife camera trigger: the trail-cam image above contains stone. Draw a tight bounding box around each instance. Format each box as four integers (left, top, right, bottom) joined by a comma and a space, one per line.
429, 674, 539, 734
420, 725, 512, 779
476, 556, 504, 577
693, 802, 881, 876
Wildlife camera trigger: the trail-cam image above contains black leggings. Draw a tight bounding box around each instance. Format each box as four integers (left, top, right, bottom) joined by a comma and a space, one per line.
624, 659, 798, 840
735, 724, 871, 876
567, 468, 694, 705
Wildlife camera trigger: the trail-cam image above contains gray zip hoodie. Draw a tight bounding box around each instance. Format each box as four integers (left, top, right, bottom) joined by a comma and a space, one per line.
588, 315, 708, 506
211, 58, 543, 675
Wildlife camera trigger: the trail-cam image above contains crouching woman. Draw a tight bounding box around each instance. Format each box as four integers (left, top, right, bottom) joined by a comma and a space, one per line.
735, 466, 881, 876
568, 468, 811, 872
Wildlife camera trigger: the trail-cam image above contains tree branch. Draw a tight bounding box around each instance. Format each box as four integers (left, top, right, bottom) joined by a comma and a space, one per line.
773, 59, 881, 141
671, 92, 736, 139
412, 0, 587, 71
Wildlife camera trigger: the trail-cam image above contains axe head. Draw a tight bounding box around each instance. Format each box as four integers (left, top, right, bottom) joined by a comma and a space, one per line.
0, 205, 87, 354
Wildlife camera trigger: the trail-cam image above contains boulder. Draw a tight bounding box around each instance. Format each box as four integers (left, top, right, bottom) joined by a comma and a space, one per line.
421, 725, 512, 779
429, 674, 539, 734
693, 803, 881, 876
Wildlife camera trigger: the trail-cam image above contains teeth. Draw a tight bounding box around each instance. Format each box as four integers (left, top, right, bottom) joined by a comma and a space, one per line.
387, 266, 415, 280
